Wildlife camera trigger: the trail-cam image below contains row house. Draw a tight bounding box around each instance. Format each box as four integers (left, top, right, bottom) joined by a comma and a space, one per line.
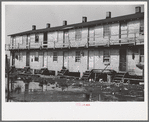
6, 6, 144, 77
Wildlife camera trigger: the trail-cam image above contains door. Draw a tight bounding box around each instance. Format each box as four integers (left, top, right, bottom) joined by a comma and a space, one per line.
119, 49, 126, 71
89, 50, 94, 70
26, 51, 30, 66
43, 52, 48, 68
64, 51, 69, 69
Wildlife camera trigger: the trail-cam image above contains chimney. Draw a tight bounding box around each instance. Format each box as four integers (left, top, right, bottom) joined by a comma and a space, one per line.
46, 23, 50, 28
63, 21, 67, 26
135, 6, 141, 13
106, 11, 111, 19
82, 17, 87, 23
32, 25, 36, 30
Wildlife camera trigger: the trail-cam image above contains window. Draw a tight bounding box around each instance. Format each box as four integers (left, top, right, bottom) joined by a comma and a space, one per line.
121, 23, 127, 37
140, 49, 144, 63
43, 32, 47, 44
103, 25, 110, 38
103, 50, 110, 63
75, 51, 81, 62
75, 28, 82, 41
53, 52, 58, 61
140, 19, 144, 35
35, 35, 39, 43
34, 52, 39, 62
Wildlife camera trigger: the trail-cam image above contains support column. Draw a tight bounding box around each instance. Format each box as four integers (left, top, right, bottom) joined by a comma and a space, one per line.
62, 51, 64, 68
87, 27, 89, 70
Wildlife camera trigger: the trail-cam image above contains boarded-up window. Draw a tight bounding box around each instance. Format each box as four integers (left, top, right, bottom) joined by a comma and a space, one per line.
95, 26, 103, 40
22, 36, 26, 45
35, 35, 39, 43
140, 19, 144, 34
75, 51, 81, 62
75, 28, 82, 41
89, 27, 95, 41
34, 52, 39, 61
128, 20, 140, 34
58, 31, 63, 42
53, 52, 58, 61
121, 23, 127, 36
64, 31, 69, 43
103, 25, 110, 38
27, 35, 30, 45
103, 50, 110, 63
19, 36, 23, 45
140, 49, 144, 63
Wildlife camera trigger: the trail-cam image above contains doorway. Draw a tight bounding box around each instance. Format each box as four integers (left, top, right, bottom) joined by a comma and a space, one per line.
64, 51, 69, 69
26, 52, 30, 66
119, 49, 127, 71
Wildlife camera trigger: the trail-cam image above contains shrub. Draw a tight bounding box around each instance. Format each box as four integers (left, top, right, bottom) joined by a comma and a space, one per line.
15, 85, 22, 94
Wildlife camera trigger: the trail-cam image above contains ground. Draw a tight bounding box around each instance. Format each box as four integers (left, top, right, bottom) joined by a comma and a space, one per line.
5, 76, 144, 102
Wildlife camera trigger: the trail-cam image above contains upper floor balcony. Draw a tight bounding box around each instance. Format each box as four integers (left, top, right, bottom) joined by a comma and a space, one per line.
5, 31, 144, 51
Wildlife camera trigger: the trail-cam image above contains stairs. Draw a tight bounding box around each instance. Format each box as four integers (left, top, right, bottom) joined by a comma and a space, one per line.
112, 71, 127, 83
81, 70, 92, 80
58, 69, 69, 76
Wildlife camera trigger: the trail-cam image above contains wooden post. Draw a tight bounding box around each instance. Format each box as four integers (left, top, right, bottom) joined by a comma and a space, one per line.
94, 73, 96, 81
98, 94, 101, 101
6, 55, 10, 102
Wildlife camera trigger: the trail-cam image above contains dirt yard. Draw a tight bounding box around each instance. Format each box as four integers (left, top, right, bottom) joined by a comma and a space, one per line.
5, 76, 144, 102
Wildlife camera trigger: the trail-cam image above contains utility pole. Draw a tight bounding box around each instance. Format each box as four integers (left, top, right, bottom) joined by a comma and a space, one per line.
6, 55, 10, 102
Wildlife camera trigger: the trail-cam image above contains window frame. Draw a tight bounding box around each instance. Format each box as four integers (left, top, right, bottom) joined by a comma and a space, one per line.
139, 48, 144, 63
35, 34, 39, 43
103, 24, 111, 38
34, 52, 39, 62
53, 52, 58, 62
140, 19, 144, 35
103, 50, 110, 63
75, 51, 81, 62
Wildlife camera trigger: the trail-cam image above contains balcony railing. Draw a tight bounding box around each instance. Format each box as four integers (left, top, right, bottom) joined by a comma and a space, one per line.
5, 32, 144, 51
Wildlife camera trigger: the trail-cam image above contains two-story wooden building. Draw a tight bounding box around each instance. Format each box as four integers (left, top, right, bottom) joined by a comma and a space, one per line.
6, 6, 144, 78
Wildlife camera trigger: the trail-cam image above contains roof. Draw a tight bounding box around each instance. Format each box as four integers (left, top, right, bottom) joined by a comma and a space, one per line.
8, 12, 144, 36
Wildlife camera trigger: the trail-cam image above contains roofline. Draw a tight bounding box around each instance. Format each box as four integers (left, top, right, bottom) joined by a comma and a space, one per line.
8, 12, 144, 36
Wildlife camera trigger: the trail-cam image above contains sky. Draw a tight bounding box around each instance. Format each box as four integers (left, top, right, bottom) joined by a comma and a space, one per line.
4, 3, 144, 55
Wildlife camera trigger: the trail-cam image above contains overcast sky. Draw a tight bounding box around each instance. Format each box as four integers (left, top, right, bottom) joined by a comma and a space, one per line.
5, 3, 144, 46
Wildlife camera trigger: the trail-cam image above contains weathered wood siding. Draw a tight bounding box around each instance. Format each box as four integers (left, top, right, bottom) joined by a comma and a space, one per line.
30, 51, 43, 69
110, 23, 119, 43
127, 48, 142, 75
48, 32, 57, 48
95, 25, 103, 44
81, 28, 88, 46
47, 51, 63, 71
128, 20, 140, 38
14, 51, 26, 68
